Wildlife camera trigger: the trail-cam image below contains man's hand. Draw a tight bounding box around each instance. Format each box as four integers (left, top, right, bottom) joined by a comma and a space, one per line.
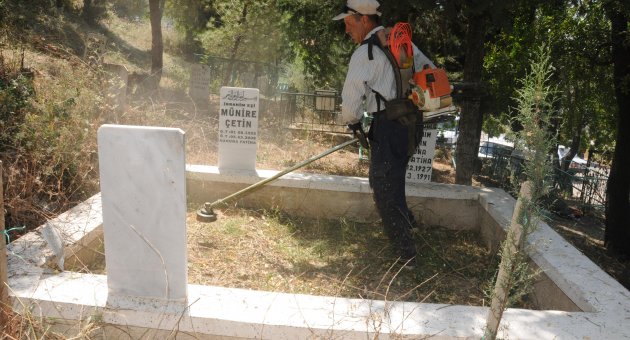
348, 122, 369, 149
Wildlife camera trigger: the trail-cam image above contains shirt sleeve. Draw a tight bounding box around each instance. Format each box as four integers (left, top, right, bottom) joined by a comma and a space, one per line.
341, 48, 371, 125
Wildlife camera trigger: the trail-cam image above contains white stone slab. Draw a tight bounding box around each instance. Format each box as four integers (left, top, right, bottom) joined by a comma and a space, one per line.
8, 172, 630, 339
406, 123, 438, 183
97, 125, 187, 303
218, 87, 259, 172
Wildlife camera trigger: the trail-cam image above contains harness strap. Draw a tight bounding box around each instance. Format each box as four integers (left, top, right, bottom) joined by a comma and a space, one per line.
361, 33, 403, 99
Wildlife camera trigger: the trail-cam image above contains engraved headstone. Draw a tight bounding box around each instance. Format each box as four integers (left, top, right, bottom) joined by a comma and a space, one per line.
218, 87, 259, 172
98, 125, 188, 304
189, 64, 212, 105
406, 123, 438, 183
315, 90, 337, 112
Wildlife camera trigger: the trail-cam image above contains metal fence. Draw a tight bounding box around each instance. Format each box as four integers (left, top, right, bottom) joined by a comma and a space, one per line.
475, 150, 609, 211
278, 91, 347, 133
555, 167, 608, 210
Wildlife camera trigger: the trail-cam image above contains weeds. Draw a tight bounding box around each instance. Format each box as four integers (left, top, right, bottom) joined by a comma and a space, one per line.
184, 206, 504, 306
484, 44, 557, 339
1, 42, 101, 233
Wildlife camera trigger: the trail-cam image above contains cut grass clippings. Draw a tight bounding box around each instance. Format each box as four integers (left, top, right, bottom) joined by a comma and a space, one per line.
186, 206, 508, 307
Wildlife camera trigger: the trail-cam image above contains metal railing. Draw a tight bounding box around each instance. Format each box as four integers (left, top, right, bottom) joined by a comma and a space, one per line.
475, 152, 609, 211
278, 92, 347, 133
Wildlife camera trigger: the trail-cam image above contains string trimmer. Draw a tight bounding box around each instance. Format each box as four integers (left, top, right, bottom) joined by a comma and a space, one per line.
196, 133, 366, 222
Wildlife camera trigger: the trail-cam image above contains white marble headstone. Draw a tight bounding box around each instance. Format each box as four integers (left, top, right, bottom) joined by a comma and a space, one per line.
98, 125, 187, 303
218, 87, 259, 172
406, 123, 438, 183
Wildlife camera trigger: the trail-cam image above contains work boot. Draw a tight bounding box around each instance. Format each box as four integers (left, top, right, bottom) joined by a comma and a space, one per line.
406, 211, 425, 235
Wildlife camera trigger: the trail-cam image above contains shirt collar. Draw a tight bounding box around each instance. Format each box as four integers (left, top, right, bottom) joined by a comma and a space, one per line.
365, 26, 385, 40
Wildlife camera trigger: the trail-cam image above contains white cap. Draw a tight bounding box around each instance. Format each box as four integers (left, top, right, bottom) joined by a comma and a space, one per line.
332, 0, 381, 21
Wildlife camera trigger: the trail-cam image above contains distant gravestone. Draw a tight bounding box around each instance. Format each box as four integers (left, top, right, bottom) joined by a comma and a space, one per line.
406, 123, 438, 183
218, 87, 259, 172
98, 125, 188, 304
103, 63, 128, 114
256, 75, 269, 96
315, 90, 337, 111
241, 73, 255, 88
189, 64, 212, 105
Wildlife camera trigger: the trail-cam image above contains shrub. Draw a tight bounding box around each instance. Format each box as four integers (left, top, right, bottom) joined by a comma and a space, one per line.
0, 49, 101, 231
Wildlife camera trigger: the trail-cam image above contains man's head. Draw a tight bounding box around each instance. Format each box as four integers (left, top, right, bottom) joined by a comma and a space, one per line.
333, 0, 381, 44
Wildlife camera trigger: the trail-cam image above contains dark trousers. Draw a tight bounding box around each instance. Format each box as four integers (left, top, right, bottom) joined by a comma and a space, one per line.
368, 113, 417, 260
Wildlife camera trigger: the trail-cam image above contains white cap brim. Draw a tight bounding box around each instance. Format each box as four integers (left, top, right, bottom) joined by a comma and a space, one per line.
332, 12, 351, 20
332, 10, 381, 21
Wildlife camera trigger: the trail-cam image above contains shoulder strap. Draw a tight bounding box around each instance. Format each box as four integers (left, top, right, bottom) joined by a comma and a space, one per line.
361, 32, 404, 99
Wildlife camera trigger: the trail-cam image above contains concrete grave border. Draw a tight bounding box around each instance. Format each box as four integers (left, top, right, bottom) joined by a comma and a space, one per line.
6, 166, 630, 339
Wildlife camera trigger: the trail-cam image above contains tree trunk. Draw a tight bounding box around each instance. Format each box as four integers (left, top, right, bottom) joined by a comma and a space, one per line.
604, 3, 630, 259
455, 16, 486, 185
562, 111, 585, 171
83, 0, 92, 21
222, 3, 249, 86
149, 0, 165, 88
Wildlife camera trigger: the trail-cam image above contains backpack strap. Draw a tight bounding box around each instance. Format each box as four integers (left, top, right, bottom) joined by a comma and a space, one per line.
361, 32, 404, 100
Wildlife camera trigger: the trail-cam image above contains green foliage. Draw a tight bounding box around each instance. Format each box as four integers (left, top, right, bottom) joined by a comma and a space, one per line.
110, 0, 147, 19
512, 44, 557, 201
0, 51, 100, 229
0, 72, 33, 146
485, 1, 617, 161
83, 0, 109, 23
277, 0, 354, 88
484, 45, 558, 339
166, 0, 218, 52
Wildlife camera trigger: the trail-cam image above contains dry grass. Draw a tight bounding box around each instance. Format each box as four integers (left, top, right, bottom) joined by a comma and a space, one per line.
213, 209, 500, 306
188, 207, 504, 306
0, 303, 66, 340
83, 206, 505, 306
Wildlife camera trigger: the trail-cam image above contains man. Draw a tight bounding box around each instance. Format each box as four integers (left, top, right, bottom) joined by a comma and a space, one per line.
333, 0, 434, 268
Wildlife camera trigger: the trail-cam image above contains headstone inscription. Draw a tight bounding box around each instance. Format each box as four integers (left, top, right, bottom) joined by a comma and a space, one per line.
406, 123, 439, 183
218, 87, 259, 172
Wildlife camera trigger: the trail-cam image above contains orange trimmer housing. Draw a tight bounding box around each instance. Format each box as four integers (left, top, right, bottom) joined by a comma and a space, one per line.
414, 68, 452, 98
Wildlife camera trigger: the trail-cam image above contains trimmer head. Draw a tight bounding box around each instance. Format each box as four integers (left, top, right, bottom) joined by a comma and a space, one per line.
196, 207, 217, 222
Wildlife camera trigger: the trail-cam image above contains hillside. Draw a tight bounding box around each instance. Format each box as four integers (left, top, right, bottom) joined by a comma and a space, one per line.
0, 2, 370, 236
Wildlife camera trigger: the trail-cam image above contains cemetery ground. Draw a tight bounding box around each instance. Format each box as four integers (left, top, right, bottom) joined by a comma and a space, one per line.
1, 7, 628, 338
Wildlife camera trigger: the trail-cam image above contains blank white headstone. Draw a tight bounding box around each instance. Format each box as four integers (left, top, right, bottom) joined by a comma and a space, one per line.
406, 123, 438, 183
98, 125, 187, 304
218, 87, 259, 172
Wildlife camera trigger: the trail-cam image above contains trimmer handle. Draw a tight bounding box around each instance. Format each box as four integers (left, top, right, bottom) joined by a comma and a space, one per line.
348, 122, 369, 149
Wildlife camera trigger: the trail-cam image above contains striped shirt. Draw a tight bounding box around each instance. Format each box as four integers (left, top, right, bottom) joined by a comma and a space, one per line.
340, 26, 435, 124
